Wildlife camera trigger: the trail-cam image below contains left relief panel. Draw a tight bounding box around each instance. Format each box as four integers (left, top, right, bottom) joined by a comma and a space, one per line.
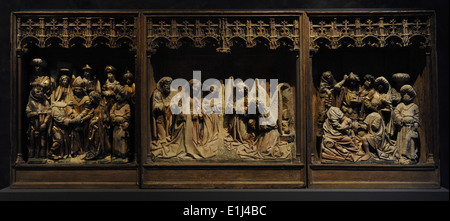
10, 12, 140, 188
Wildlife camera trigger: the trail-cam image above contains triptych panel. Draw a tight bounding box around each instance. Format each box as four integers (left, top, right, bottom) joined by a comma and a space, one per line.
9, 10, 440, 188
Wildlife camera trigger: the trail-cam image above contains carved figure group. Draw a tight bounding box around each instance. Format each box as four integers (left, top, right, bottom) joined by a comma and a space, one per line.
317, 71, 419, 164
24, 58, 135, 163
150, 76, 295, 160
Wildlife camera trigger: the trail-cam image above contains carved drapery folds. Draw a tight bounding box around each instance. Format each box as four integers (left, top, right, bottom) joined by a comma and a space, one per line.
147, 17, 300, 53
309, 15, 432, 50
16, 16, 137, 51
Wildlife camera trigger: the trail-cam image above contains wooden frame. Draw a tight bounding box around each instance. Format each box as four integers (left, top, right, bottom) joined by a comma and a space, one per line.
10, 11, 141, 188
9, 10, 440, 189
306, 10, 440, 188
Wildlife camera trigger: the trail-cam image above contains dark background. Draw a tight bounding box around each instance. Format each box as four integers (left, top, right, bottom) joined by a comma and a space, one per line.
0, 0, 448, 191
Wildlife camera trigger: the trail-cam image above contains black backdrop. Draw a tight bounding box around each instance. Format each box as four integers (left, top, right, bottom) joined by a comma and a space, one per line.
0, 0, 448, 191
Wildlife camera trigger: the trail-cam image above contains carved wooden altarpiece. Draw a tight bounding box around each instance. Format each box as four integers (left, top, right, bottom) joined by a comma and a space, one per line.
10, 10, 440, 188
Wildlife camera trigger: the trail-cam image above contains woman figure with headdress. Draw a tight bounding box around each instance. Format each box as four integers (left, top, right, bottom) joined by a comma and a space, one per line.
102, 65, 120, 154
359, 74, 376, 121
222, 78, 252, 157
393, 85, 420, 164
252, 81, 291, 159
51, 69, 72, 103
201, 85, 220, 145
226, 80, 252, 144
30, 58, 48, 82
68, 76, 91, 157
321, 107, 367, 162
82, 64, 101, 95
